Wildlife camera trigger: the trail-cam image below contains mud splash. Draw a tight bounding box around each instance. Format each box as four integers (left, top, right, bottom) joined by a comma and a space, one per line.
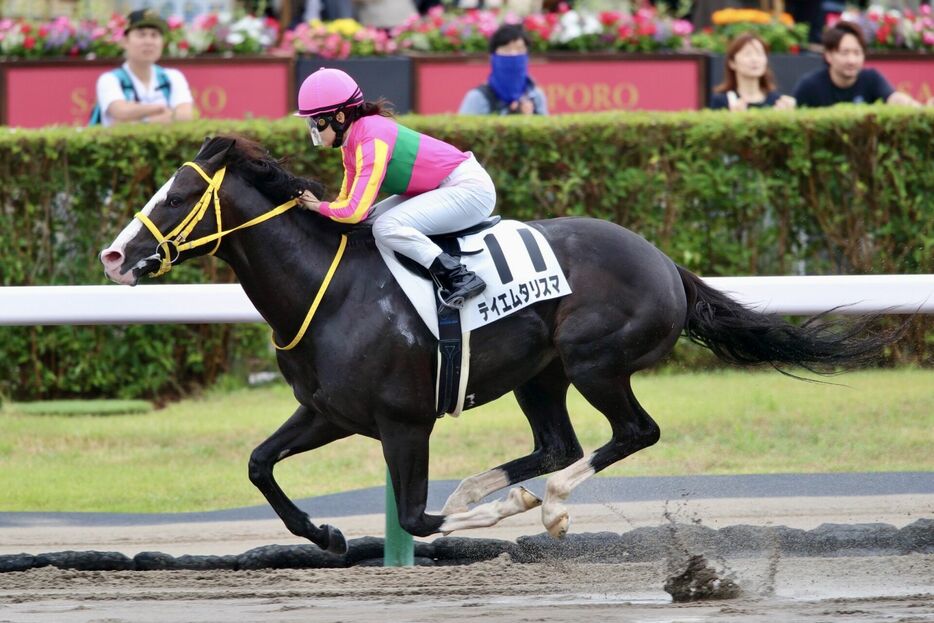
664, 553, 742, 602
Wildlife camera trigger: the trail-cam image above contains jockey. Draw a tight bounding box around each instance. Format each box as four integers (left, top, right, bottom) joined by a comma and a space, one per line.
295, 67, 494, 309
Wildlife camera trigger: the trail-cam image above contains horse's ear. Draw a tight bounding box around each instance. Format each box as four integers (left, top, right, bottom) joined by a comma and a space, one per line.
204, 137, 236, 169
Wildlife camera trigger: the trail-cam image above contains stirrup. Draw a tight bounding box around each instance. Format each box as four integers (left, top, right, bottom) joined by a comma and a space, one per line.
440, 293, 467, 310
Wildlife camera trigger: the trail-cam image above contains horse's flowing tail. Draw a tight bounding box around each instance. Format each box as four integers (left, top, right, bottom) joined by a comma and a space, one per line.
677, 266, 893, 374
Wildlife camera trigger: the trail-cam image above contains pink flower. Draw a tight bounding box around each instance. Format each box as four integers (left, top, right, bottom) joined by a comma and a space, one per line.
167, 16, 183, 29
923, 31, 934, 46
672, 19, 693, 36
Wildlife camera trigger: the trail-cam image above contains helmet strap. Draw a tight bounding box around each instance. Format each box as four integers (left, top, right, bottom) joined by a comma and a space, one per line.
328, 109, 354, 148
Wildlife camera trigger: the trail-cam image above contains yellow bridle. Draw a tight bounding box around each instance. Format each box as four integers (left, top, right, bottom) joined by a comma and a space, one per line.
134, 161, 347, 351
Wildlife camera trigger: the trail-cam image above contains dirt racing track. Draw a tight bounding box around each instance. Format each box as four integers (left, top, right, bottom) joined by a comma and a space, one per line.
1, 473, 932, 623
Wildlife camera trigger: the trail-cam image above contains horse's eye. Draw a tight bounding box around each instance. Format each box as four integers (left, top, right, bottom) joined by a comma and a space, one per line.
166, 196, 182, 208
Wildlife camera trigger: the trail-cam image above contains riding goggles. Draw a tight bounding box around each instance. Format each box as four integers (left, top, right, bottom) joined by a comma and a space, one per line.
305, 115, 331, 147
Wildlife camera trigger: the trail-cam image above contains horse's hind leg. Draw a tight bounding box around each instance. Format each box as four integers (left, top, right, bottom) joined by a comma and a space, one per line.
541, 375, 660, 538
249, 405, 352, 553
442, 359, 583, 515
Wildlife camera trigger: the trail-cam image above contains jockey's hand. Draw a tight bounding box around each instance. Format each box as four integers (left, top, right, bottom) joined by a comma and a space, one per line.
299, 190, 321, 212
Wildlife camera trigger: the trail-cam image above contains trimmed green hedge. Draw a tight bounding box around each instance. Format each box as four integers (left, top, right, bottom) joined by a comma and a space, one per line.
1, 106, 931, 400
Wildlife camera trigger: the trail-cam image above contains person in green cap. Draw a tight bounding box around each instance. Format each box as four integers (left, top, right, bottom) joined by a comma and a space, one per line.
90, 9, 196, 127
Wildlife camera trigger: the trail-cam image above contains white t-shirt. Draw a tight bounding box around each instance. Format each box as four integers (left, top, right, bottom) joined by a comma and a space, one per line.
95, 62, 193, 127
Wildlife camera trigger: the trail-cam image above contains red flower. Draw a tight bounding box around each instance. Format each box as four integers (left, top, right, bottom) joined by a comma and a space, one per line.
38, 24, 49, 37
69, 45, 79, 56
637, 22, 656, 37
557, 2, 570, 14
876, 24, 891, 43
883, 14, 898, 26
599, 11, 620, 27
789, 44, 800, 54
618, 23, 633, 39
20, 22, 32, 34
23, 35, 36, 49
178, 40, 189, 50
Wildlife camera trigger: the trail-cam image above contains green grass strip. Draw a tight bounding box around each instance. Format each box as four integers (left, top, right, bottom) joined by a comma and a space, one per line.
0, 369, 930, 513
4, 400, 154, 417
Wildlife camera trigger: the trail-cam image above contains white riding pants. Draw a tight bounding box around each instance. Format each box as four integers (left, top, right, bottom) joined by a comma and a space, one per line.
370, 153, 496, 268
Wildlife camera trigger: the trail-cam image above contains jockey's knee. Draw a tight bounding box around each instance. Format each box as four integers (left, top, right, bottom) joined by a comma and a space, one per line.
370, 214, 395, 242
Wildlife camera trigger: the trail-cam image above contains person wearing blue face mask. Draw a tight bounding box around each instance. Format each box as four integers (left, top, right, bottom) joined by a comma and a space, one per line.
458, 24, 549, 116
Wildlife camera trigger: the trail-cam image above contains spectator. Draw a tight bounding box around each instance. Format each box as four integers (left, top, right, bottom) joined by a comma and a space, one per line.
792, 21, 923, 108
458, 24, 548, 115
90, 9, 195, 127
710, 32, 796, 111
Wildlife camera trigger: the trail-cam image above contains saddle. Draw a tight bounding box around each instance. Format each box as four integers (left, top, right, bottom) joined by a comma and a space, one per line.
393, 216, 501, 278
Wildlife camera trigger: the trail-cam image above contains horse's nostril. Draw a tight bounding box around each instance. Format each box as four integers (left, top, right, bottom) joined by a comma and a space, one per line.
101, 249, 124, 267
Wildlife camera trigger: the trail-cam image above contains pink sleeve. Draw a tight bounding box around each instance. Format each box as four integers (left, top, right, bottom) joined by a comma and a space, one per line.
318, 138, 390, 224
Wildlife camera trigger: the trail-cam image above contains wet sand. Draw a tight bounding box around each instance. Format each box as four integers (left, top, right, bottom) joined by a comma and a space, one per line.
0, 554, 931, 623
1, 494, 931, 622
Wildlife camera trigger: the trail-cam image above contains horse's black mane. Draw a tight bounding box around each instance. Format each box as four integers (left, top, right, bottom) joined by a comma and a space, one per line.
198, 134, 369, 240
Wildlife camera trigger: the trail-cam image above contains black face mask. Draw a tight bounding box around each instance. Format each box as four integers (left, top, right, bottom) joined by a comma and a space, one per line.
309, 113, 351, 148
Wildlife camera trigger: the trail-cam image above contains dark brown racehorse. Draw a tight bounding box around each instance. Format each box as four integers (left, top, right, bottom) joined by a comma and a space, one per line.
100, 136, 889, 554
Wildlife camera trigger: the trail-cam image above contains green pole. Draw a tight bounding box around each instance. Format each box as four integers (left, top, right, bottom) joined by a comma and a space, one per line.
384, 468, 414, 567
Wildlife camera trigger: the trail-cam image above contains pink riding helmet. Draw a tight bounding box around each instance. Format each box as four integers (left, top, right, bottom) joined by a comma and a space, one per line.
296, 67, 364, 117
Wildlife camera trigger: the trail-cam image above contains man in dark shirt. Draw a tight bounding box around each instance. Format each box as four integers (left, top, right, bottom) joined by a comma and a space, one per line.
793, 21, 922, 108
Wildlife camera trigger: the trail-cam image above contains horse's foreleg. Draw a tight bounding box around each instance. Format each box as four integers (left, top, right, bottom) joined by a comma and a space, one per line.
380, 418, 546, 535
248, 405, 351, 554
442, 360, 582, 515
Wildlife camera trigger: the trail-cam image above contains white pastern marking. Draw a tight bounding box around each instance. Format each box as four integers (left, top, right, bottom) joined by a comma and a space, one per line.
106, 175, 176, 252
546, 457, 595, 502
442, 468, 509, 515
440, 486, 539, 533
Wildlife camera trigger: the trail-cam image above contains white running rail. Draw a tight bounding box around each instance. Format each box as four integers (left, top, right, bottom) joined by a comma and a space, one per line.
0, 275, 932, 326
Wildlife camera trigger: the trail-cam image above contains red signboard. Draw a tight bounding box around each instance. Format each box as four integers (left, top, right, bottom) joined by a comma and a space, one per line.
413, 54, 706, 114
866, 56, 934, 104
1, 57, 292, 128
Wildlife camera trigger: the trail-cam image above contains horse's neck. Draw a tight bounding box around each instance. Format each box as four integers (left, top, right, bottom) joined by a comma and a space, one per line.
217, 215, 353, 345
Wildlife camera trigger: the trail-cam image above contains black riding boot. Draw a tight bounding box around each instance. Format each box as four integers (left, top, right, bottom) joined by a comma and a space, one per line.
429, 252, 486, 309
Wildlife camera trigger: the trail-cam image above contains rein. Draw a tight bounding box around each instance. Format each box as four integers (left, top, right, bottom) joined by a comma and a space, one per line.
134, 161, 347, 351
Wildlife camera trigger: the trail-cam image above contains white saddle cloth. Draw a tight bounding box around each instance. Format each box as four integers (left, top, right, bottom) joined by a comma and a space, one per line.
377, 219, 572, 339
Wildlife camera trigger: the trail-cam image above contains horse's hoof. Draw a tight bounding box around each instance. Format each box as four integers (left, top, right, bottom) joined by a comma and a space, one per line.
518, 486, 542, 510
322, 524, 347, 555
546, 513, 569, 539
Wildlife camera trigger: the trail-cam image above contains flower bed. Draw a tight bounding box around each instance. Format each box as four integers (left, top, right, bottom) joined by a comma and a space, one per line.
0, 12, 279, 59
2, 5, 932, 63
835, 4, 934, 51
691, 9, 809, 54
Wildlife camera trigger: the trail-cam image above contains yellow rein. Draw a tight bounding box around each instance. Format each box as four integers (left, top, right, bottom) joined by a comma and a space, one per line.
134, 161, 347, 351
